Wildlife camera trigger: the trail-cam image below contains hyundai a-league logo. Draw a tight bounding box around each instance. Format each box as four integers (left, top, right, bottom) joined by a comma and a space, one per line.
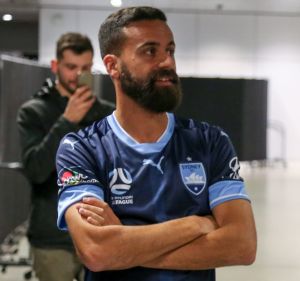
179, 163, 206, 195
109, 168, 132, 195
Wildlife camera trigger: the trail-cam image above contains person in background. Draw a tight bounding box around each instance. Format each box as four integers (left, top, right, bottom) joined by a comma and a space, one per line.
17, 32, 114, 281
56, 7, 257, 281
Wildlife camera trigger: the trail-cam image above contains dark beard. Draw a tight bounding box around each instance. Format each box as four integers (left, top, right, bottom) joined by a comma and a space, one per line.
57, 69, 76, 94
120, 64, 182, 113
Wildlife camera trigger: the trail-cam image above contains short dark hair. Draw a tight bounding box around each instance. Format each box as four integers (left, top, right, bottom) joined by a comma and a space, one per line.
56, 32, 94, 60
98, 6, 167, 58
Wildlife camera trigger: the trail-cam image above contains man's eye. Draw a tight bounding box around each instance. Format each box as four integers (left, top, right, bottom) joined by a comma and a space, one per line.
145, 48, 156, 56
168, 48, 175, 57
66, 65, 76, 70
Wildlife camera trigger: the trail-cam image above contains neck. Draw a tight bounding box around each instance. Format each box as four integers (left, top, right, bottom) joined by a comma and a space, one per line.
114, 95, 168, 143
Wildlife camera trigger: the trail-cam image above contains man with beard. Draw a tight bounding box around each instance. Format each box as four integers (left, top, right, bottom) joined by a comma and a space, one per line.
55, 7, 257, 281
17, 32, 114, 281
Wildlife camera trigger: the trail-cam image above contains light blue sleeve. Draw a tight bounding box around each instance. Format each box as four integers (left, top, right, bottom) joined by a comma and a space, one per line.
209, 180, 250, 210
57, 184, 104, 230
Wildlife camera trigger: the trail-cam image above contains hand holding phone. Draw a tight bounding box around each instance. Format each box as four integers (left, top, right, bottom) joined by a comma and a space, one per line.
64, 79, 96, 123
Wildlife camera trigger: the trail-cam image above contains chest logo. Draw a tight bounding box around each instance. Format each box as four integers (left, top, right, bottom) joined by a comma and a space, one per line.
109, 168, 132, 195
179, 163, 206, 196
142, 156, 164, 174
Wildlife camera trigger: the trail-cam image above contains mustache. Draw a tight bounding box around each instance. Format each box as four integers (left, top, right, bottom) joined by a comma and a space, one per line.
150, 69, 179, 84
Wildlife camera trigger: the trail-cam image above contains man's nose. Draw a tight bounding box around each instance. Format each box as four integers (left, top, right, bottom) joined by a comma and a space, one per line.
158, 53, 176, 69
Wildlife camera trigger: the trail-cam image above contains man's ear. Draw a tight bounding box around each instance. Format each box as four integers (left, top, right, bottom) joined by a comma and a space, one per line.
51, 59, 58, 74
103, 55, 120, 79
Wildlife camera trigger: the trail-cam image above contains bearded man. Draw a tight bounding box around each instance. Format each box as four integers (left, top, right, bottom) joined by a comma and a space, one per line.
55, 7, 257, 281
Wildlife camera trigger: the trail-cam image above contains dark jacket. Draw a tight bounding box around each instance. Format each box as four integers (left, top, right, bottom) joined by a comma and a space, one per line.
17, 78, 114, 250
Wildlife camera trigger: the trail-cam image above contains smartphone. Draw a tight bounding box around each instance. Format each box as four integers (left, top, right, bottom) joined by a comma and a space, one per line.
77, 71, 93, 89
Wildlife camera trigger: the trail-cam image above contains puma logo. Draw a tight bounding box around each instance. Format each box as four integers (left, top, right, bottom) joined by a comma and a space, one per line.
63, 139, 78, 150
142, 156, 165, 174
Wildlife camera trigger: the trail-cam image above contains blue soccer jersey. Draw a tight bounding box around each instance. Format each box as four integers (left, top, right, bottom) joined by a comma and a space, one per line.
56, 112, 250, 281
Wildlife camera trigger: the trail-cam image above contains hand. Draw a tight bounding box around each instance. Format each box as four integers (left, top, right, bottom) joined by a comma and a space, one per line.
77, 197, 122, 226
198, 215, 218, 234
63, 86, 96, 124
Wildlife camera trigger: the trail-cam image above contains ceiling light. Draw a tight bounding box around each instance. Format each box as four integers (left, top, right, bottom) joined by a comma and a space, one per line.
111, 0, 122, 8
2, 14, 13, 21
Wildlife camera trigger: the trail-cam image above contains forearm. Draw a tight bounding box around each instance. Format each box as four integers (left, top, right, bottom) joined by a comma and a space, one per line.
143, 200, 257, 270
66, 204, 208, 272
143, 222, 256, 270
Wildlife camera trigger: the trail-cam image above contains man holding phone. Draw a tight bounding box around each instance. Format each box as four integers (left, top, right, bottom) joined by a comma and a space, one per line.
17, 32, 114, 281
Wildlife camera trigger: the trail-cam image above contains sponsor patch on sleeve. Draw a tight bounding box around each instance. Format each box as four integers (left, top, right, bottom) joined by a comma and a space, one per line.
57, 166, 99, 193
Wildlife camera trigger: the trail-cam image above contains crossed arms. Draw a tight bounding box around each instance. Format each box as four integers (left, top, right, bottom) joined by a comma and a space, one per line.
64, 197, 257, 272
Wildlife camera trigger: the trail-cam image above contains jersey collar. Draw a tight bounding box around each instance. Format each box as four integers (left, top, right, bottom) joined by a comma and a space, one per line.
107, 112, 175, 154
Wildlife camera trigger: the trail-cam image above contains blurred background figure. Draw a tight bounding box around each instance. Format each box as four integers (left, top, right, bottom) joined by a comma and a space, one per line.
16, 32, 114, 281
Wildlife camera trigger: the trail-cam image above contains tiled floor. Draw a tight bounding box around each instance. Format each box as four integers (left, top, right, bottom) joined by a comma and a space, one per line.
218, 161, 300, 281
1, 161, 300, 281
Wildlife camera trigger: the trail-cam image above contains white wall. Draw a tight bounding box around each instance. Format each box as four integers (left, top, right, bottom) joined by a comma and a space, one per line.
39, 8, 300, 162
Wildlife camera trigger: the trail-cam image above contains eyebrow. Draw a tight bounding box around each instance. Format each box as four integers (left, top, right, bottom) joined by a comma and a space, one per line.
138, 40, 176, 49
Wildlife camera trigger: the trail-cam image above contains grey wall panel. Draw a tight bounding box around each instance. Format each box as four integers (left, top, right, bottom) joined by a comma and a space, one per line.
0, 56, 52, 242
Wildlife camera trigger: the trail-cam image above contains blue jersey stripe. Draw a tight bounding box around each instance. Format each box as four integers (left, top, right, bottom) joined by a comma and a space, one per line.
57, 184, 104, 230
209, 180, 250, 209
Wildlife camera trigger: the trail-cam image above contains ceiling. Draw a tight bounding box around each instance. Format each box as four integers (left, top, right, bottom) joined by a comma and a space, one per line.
2, 0, 300, 23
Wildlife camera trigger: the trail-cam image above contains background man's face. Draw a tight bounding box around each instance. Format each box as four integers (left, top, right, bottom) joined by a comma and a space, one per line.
53, 49, 93, 94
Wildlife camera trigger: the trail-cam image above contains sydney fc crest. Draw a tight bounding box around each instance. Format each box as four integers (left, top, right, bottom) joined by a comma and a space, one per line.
179, 163, 206, 195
